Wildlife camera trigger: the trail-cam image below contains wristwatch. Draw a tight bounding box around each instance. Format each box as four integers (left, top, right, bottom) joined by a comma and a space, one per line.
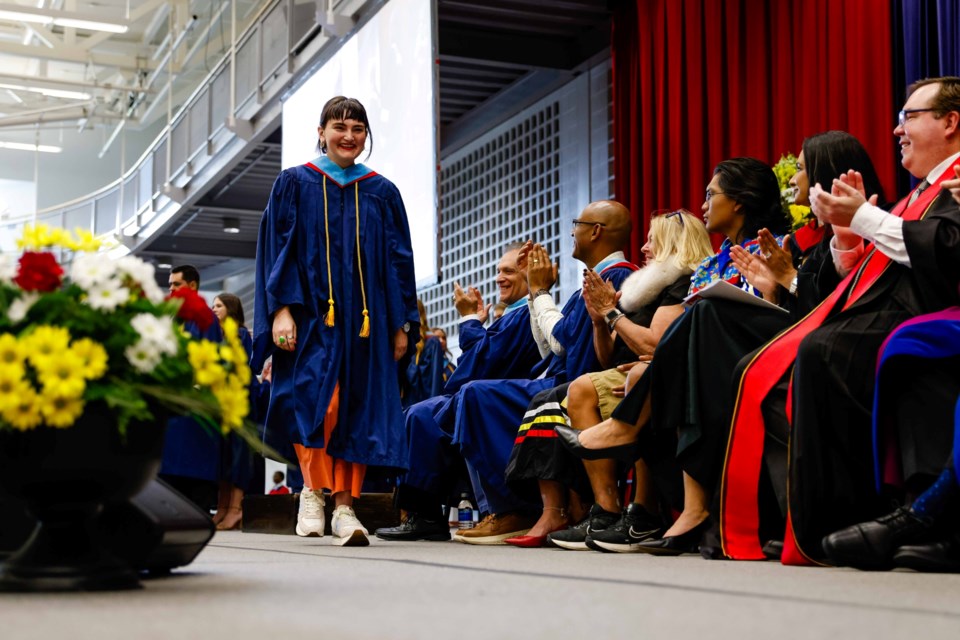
402, 322, 411, 332
533, 289, 552, 299
604, 309, 624, 332
788, 275, 799, 296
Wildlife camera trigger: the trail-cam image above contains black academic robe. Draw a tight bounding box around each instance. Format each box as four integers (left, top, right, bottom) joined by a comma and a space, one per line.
721, 178, 960, 564
253, 157, 419, 468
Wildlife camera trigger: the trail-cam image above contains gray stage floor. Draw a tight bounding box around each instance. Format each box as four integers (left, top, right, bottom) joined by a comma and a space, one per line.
2, 530, 959, 639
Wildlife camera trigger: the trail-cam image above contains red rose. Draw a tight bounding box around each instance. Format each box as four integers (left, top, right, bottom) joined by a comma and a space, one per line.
167, 287, 215, 331
14, 251, 63, 292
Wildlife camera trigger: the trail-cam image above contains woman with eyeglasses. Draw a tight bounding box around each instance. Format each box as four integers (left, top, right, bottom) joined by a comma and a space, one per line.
556, 157, 797, 553
501, 210, 713, 548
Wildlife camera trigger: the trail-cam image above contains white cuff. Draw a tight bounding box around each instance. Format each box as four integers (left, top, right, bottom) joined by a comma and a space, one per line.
459, 314, 480, 324
849, 202, 887, 239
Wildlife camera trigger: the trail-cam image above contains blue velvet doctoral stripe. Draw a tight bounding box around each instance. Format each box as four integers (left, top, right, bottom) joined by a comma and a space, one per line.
871, 311, 960, 491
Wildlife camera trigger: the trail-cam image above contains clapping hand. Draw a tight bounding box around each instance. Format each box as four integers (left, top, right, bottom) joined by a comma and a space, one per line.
810, 170, 879, 227
526, 243, 558, 292
453, 281, 485, 318
581, 268, 619, 323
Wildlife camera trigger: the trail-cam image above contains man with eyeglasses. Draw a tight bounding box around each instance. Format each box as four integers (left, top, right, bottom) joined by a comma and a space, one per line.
447, 200, 639, 544
740, 76, 960, 567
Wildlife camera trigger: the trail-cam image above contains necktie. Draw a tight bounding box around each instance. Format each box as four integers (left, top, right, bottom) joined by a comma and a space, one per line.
907, 179, 929, 206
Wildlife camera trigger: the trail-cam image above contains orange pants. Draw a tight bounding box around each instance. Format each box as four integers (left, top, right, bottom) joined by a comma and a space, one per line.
293, 384, 366, 498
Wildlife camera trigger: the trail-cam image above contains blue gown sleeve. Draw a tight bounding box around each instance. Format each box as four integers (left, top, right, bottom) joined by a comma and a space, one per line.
382, 184, 420, 336
457, 319, 487, 353
252, 171, 304, 370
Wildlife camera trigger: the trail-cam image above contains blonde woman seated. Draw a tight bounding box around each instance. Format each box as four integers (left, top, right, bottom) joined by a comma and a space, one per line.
503, 210, 712, 548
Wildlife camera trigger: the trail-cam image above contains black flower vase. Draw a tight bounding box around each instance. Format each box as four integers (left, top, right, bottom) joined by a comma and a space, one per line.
0, 403, 166, 591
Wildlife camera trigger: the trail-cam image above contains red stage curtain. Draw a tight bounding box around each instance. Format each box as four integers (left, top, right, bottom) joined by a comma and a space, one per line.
613, 0, 898, 258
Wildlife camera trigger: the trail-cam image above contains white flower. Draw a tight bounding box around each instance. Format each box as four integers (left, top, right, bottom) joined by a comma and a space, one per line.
125, 340, 162, 374
0, 254, 17, 284
70, 252, 117, 289
116, 256, 165, 303
130, 313, 177, 356
85, 279, 130, 311
7, 291, 39, 323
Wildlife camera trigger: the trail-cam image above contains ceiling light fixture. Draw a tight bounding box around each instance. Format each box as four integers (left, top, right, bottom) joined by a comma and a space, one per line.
222, 217, 240, 234
0, 82, 91, 101
0, 8, 128, 34
0, 141, 62, 153
156, 256, 173, 270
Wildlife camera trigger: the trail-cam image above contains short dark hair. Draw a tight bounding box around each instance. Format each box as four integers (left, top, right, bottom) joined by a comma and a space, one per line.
215, 292, 245, 327
713, 158, 788, 240
802, 131, 886, 208
171, 264, 200, 286
316, 96, 373, 159
906, 76, 960, 118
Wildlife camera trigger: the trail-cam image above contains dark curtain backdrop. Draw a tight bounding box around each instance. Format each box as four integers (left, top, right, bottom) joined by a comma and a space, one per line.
613, 0, 898, 258
891, 0, 960, 195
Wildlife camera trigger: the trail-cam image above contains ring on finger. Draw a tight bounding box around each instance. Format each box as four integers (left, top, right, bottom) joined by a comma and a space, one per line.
278, 336, 286, 345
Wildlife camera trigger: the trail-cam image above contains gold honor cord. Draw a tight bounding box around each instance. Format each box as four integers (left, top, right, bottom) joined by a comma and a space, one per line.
355, 182, 370, 338
322, 175, 336, 327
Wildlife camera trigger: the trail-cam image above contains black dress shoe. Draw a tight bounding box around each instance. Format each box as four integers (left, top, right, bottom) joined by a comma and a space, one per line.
821, 507, 935, 570
893, 533, 960, 573
555, 425, 640, 463
374, 514, 451, 541
762, 539, 784, 561
635, 519, 710, 556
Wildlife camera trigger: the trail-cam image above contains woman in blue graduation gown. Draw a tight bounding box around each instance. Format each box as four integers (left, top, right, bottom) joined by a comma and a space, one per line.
253, 96, 419, 546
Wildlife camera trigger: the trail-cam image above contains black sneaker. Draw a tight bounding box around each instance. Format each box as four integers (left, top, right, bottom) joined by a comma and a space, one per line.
547, 503, 619, 550
375, 514, 451, 541
586, 503, 665, 552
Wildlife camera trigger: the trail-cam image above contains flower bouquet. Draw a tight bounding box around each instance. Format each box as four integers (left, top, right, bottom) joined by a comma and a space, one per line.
0, 224, 263, 591
0, 224, 255, 440
772, 153, 813, 231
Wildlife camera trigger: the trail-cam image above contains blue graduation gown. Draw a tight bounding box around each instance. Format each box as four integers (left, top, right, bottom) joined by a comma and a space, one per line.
403, 302, 542, 493
253, 156, 419, 468
401, 336, 447, 409
160, 316, 225, 482
451, 263, 638, 513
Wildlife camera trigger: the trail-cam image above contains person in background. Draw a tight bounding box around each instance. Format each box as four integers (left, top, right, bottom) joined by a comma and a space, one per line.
211, 293, 264, 531
269, 471, 291, 495
160, 265, 223, 512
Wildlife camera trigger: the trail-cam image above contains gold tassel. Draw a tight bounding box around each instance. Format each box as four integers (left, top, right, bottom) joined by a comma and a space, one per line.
359, 309, 370, 338
325, 299, 335, 327
354, 183, 371, 339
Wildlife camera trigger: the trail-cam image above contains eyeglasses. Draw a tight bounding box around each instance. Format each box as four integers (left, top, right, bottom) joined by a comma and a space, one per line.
571, 219, 607, 228
704, 189, 725, 201
898, 108, 938, 127
652, 209, 685, 227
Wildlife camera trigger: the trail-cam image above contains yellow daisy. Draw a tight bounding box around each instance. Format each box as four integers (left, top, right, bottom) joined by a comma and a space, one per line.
72, 228, 103, 252
39, 390, 85, 429
1, 384, 42, 431
35, 350, 86, 396
0, 333, 23, 368
23, 325, 72, 369
0, 374, 30, 412
70, 338, 109, 380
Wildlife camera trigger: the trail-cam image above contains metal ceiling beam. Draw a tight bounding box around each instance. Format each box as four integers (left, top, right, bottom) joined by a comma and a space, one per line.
0, 40, 155, 72
0, 71, 154, 94
146, 235, 258, 259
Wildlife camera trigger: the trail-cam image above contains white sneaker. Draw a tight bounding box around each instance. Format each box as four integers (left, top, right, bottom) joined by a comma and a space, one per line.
296, 489, 326, 537
330, 505, 369, 547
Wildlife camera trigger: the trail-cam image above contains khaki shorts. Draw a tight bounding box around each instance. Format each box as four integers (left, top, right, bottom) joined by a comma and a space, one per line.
586, 368, 628, 420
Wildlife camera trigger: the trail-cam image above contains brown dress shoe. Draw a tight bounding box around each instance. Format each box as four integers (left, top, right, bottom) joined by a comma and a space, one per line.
453, 512, 537, 545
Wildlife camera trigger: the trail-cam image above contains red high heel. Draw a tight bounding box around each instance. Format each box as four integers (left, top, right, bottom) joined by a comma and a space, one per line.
504, 509, 567, 548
